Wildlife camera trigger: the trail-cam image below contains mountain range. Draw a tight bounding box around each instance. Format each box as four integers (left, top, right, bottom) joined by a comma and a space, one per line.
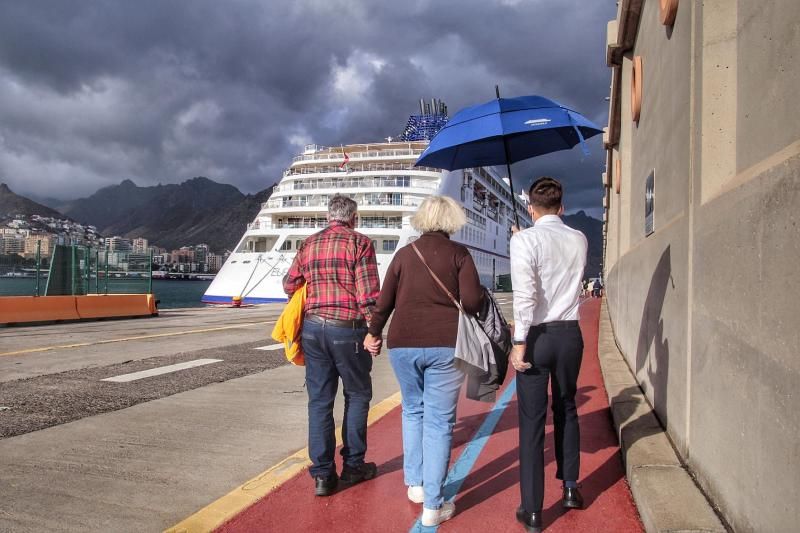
561, 210, 603, 279
2, 179, 602, 276
0, 183, 66, 220
0, 178, 273, 253
55, 177, 274, 252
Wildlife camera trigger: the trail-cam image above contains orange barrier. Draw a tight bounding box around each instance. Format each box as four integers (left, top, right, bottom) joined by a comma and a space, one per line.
0, 296, 80, 325
0, 294, 157, 325
75, 294, 157, 319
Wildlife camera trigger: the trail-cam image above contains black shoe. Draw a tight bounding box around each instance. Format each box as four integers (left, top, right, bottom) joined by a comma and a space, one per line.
515, 507, 542, 533
314, 472, 338, 497
562, 486, 584, 509
340, 462, 377, 485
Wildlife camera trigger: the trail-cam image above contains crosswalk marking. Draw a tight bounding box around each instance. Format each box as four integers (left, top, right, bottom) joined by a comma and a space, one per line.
101, 359, 223, 383
254, 344, 284, 351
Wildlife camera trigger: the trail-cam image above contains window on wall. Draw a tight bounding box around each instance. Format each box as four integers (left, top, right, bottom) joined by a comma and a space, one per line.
383, 239, 399, 252
280, 240, 292, 251
295, 239, 305, 249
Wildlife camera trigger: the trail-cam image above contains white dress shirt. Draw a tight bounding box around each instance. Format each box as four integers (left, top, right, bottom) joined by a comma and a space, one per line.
509, 214, 588, 342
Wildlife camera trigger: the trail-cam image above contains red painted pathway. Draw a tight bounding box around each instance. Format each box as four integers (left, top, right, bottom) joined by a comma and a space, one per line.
218, 299, 643, 532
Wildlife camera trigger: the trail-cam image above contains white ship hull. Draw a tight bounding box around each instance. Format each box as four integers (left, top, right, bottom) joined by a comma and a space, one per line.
204, 136, 531, 305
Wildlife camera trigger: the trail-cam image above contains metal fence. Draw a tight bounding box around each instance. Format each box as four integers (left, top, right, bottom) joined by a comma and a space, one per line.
0, 242, 152, 297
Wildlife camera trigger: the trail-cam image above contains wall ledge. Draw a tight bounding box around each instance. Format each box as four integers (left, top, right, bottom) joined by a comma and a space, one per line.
598, 299, 727, 533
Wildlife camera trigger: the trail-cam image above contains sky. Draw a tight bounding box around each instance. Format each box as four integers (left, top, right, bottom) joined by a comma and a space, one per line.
0, 0, 616, 217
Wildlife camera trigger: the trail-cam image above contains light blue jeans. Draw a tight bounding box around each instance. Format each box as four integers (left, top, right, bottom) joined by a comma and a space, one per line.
389, 347, 464, 509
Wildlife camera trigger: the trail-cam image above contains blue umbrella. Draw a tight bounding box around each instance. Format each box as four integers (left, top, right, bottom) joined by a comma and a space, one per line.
415, 90, 603, 226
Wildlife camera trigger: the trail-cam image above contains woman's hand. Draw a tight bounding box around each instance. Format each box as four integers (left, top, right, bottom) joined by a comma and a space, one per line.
364, 333, 383, 356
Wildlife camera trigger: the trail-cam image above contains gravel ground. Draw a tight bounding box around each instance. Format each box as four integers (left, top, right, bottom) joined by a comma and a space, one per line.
0, 341, 290, 438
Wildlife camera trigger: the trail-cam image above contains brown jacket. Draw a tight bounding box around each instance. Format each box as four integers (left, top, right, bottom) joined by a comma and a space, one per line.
368, 231, 483, 348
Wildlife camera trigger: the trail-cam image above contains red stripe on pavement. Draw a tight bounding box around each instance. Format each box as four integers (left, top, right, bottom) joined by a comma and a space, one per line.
217, 299, 642, 532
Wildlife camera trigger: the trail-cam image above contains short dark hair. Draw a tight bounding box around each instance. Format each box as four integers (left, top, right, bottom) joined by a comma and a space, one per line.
528, 177, 563, 211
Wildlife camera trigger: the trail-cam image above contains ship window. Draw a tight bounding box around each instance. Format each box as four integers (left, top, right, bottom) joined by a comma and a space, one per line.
383, 239, 399, 252
295, 240, 305, 249
280, 240, 292, 251
242, 260, 251, 264
230, 260, 237, 263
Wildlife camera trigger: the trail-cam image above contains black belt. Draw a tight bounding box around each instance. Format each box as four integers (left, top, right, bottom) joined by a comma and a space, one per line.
305, 313, 367, 329
532, 320, 579, 331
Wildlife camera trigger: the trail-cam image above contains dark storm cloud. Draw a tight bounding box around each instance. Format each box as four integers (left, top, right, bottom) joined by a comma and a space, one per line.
0, 0, 615, 215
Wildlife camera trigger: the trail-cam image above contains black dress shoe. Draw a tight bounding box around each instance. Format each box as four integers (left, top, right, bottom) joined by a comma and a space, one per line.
340, 462, 377, 485
314, 472, 338, 496
562, 486, 584, 509
515, 506, 542, 533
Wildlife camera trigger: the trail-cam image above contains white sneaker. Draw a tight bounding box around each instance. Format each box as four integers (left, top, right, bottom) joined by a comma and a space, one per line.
407, 485, 424, 503
421, 501, 456, 526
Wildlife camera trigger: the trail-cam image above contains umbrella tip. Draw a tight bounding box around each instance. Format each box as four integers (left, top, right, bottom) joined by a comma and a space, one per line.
495, 85, 500, 99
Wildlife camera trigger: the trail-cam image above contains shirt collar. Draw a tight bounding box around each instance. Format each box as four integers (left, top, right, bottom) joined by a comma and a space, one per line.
534, 214, 563, 226
328, 220, 353, 229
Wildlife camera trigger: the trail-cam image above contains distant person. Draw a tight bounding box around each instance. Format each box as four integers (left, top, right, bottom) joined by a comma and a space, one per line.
283, 194, 380, 497
364, 196, 483, 527
509, 177, 588, 533
592, 280, 603, 298
586, 279, 595, 297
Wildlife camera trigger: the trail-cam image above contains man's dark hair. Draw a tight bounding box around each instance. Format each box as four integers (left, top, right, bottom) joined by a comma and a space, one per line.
528, 177, 563, 211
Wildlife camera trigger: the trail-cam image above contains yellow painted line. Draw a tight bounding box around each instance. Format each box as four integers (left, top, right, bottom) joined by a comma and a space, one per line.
0, 321, 275, 358
165, 391, 403, 533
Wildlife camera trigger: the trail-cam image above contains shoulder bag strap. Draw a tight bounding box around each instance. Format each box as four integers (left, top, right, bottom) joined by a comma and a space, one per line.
411, 242, 464, 313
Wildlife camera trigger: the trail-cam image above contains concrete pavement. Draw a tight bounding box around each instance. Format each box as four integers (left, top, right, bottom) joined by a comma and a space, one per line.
0, 303, 401, 532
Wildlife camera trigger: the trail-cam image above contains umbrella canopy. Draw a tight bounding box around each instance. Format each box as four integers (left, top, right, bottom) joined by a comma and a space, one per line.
416, 95, 603, 170
414, 94, 603, 227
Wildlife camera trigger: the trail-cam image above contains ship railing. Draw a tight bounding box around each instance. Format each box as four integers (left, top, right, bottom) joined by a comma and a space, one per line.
283, 163, 442, 176
273, 178, 439, 193
292, 148, 422, 163
262, 219, 405, 230
264, 194, 425, 210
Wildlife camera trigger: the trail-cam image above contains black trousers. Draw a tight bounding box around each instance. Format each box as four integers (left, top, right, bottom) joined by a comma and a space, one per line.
516, 322, 583, 513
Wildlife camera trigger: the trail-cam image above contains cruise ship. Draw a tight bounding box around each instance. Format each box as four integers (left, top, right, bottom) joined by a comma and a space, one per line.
202, 100, 532, 304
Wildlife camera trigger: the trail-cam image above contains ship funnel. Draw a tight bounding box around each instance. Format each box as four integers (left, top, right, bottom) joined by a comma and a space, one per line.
399, 98, 450, 142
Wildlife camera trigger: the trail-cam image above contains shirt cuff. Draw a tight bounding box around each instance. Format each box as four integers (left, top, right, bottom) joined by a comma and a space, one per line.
513, 325, 530, 343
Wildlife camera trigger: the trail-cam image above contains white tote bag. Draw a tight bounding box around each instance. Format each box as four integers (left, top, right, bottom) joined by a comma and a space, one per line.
411, 244, 493, 376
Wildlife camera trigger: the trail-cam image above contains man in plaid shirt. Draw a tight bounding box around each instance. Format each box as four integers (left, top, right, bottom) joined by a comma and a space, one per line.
283, 194, 381, 497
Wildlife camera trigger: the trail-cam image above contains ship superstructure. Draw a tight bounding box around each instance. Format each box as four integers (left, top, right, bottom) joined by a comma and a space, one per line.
203, 100, 532, 304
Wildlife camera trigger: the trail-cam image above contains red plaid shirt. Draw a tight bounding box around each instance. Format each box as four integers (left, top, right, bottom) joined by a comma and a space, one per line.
283, 221, 380, 322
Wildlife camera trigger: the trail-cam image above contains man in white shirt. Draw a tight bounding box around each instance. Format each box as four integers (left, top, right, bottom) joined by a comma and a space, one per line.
509, 177, 588, 533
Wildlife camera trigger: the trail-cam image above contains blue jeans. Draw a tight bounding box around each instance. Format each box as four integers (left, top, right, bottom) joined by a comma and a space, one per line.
389, 347, 464, 509
302, 320, 373, 477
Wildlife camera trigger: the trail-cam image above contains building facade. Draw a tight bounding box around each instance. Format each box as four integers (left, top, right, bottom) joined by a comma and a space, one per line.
24, 234, 53, 257
0, 235, 25, 255
132, 237, 149, 254
603, 2, 799, 531
104, 236, 132, 252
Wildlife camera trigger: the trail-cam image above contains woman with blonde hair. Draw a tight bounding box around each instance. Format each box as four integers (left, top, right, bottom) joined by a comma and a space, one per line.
365, 195, 483, 526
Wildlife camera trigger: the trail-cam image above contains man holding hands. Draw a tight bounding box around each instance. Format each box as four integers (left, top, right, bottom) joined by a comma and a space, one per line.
509, 177, 588, 532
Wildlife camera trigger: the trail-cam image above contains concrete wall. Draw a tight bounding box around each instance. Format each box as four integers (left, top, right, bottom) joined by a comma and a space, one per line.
604, 1, 800, 531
